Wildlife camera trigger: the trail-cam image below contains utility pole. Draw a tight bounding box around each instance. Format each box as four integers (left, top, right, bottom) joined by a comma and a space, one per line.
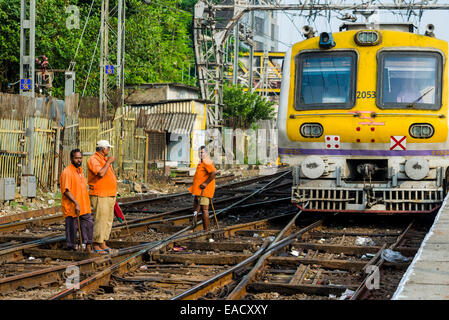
233, 21, 239, 85
100, 0, 125, 117
249, 9, 255, 92
20, 0, 35, 176
99, 0, 126, 174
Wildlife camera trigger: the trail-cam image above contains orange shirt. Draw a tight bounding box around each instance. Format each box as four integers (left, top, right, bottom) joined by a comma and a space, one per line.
60, 164, 91, 218
87, 152, 117, 197
188, 158, 217, 198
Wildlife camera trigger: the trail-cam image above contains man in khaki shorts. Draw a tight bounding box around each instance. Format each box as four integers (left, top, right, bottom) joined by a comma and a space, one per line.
87, 140, 117, 254
188, 146, 217, 231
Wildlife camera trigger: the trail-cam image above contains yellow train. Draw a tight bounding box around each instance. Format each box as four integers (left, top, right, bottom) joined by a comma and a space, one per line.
277, 23, 449, 214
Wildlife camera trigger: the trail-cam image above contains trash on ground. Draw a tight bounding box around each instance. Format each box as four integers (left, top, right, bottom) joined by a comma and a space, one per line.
173, 246, 184, 252
355, 236, 375, 246
253, 233, 259, 238
339, 289, 355, 300
140, 265, 148, 270
208, 238, 215, 243
28, 256, 35, 261
381, 249, 410, 263
290, 250, 299, 257
361, 253, 376, 260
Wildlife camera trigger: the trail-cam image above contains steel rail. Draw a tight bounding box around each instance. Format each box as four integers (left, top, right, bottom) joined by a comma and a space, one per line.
227, 216, 321, 300
118, 168, 290, 207
0, 194, 243, 263
0, 183, 291, 264
0, 169, 290, 230
0, 172, 292, 296
350, 221, 415, 300
0, 210, 299, 296
0, 170, 291, 235
191, 170, 292, 230
171, 240, 271, 300
47, 172, 293, 299
0, 195, 246, 263
47, 211, 295, 300
172, 208, 321, 300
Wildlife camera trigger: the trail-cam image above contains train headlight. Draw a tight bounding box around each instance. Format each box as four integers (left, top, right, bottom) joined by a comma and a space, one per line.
354, 30, 381, 46
405, 157, 429, 180
409, 123, 434, 139
300, 123, 323, 138
301, 156, 325, 179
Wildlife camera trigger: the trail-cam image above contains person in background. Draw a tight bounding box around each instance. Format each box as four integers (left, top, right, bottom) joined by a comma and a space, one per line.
87, 140, 117, 254
188, 146, 218, 231
60, 149, 93, 252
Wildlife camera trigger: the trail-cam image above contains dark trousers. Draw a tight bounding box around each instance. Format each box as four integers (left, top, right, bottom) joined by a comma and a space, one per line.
65, 214, 94, 249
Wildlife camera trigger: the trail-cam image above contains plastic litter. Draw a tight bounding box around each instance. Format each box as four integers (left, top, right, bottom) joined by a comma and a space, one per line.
381, 249, 410, 263
355, 236, 375, 246
253, 233, 259, 238
209, 238, 215, 243
339, 289, 355, 300
140, 265, 148, 270
173, 246, 184, 252
291, 250, 299, 257
28, 256, 35, 261
361, 253, 376, 260
329, 294, 337, 299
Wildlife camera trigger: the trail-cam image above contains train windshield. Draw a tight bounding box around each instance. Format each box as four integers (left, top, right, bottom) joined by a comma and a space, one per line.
295, 51, 357, 110
378, 52, 442, 110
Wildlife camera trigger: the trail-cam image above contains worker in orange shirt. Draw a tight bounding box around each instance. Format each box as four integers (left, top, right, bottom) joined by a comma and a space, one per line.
87, 140, 117, 254
188, 146, 218, 231
60, 149, 93, 252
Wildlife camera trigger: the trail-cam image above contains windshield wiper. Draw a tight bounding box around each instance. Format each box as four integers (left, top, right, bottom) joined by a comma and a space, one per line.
406, 87, 434, 108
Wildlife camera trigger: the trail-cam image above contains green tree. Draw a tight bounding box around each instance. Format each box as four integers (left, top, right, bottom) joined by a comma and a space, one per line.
222, 84, 276, 129
0, 0, 196, 98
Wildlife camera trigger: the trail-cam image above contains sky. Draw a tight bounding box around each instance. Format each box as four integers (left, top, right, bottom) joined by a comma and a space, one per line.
277, 0, 449, 52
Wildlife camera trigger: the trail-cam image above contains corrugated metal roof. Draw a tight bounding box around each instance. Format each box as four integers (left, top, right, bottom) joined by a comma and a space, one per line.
146, 112, 197, 134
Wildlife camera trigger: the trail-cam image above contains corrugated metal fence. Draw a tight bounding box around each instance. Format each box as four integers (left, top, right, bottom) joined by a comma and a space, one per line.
0, 93, 151, 191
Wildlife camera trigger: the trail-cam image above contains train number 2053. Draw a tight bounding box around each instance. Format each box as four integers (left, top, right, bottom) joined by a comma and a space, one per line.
356, 91, 376, 99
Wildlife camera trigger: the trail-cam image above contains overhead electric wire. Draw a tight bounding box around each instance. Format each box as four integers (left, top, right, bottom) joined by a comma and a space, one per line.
82, 29, 101, 97
69, 0, 96, 71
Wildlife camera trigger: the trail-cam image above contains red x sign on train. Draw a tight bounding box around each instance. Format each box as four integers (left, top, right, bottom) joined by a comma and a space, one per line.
390, 136, 406, 151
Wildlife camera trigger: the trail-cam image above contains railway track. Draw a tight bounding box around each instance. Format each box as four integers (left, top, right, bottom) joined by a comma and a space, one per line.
0, 168, 438, 300
0, 170, 294, 299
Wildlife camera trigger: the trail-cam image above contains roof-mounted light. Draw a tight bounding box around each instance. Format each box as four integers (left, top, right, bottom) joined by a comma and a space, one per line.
319, 32, 335, 49
354, 30, 381, 46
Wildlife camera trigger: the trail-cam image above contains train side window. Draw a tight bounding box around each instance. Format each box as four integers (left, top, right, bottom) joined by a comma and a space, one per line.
294, 51, 357, 110
377, 51, 443, 110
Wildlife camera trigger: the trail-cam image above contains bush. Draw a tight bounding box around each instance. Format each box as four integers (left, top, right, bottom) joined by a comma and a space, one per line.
222, 84, 275, 129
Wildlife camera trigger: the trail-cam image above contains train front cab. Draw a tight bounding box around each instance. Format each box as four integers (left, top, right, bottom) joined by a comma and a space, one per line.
278, 25, 449, 214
